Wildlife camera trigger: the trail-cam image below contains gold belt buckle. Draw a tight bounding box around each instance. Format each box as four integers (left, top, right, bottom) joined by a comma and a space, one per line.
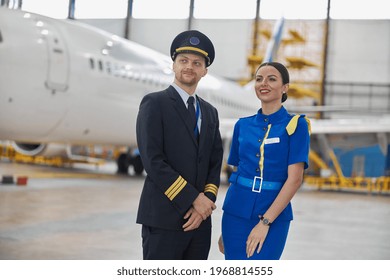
252, 176, 263, 193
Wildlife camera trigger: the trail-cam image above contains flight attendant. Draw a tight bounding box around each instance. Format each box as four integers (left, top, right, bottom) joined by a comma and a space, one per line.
136, 30, 223, 260
218, 62, 311, 259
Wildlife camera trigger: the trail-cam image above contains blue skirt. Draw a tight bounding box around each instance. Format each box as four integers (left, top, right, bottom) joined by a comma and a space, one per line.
221, 212, 290, 260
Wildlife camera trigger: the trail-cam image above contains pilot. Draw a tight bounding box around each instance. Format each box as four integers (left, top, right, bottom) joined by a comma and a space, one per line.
218, 62, 311, 260
136, 30, 223, 260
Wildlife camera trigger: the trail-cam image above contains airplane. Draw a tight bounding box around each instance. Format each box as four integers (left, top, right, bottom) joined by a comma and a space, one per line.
1, 7, 389, 183
0, 7, 259, 175
247, 17, 285, 73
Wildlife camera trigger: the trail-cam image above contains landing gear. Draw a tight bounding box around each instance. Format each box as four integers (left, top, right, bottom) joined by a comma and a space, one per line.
117, 153, 130, 174
132, 155, 143, 175
116, 150, 144, 175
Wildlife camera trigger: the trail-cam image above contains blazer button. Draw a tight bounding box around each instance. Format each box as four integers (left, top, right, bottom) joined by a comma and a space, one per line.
256, 168, 260, 172
263, 127, 267, 131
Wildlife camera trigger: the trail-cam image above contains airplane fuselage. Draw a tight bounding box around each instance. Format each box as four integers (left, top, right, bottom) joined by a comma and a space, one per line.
2, 8, 389, 178
0, 8, 258, 157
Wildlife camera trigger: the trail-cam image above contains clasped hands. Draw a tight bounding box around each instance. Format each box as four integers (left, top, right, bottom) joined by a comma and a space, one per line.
183, 192, 216, 231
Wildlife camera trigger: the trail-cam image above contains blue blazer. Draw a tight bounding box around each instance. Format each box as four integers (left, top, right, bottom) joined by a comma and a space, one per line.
136, 86, 223, 230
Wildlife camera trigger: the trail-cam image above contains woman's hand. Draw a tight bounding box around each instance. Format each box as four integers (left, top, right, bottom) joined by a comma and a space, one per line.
218, 235, 224, 254
246, 222, 269, 258
183, 207, 203, 231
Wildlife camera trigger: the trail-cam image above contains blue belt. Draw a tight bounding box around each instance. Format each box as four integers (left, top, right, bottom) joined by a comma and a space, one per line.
229, 173, 283, 193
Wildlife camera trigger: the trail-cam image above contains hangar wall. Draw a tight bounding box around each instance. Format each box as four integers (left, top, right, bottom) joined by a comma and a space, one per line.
81, 18, 253, 80
81, 17, 390, 107
81, 18, 390, 85
327, 20, 390, 84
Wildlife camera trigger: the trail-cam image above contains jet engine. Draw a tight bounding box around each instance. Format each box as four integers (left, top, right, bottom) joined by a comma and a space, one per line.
12, 142, 69, 157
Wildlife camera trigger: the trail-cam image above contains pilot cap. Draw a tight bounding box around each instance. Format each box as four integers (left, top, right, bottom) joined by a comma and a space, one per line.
170, 30, 215, 67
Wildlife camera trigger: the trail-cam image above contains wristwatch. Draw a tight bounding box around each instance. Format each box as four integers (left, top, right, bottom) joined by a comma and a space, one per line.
260, 216, 272, 226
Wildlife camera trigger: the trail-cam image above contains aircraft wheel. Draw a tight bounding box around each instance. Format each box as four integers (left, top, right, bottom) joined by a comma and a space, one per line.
133, 155, 144, 175
117, 153, 129, 174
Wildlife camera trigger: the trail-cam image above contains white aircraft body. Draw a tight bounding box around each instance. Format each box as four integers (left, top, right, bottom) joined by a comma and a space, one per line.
0, 8, 258, 173
1, 8, 389, 178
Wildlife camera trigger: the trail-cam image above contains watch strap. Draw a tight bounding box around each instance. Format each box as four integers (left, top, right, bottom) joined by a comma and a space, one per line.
260, 216, 272, 226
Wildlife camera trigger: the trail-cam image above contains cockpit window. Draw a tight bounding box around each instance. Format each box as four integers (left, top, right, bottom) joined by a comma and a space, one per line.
0, 30, 3, 43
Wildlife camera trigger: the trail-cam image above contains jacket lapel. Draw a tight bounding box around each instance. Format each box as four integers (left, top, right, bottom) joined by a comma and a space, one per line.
197, 98, 208, 149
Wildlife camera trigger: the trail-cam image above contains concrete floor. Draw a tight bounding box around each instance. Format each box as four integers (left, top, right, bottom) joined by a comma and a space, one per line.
1, 161, 390, 260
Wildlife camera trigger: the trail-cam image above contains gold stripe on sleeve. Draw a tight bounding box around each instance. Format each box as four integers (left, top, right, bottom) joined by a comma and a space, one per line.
204, 184, 218, 196
165, 176, 187, 201
169, 179, 187, 200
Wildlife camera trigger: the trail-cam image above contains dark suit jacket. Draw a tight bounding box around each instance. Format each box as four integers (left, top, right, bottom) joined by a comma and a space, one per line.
136, 85, 223, 230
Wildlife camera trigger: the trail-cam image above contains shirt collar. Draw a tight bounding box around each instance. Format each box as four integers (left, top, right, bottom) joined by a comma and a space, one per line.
256, 106, 288, 124
172, 83, 196, 105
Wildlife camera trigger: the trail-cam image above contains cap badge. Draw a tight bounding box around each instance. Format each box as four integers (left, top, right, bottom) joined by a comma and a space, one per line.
189, 37, 200, 46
